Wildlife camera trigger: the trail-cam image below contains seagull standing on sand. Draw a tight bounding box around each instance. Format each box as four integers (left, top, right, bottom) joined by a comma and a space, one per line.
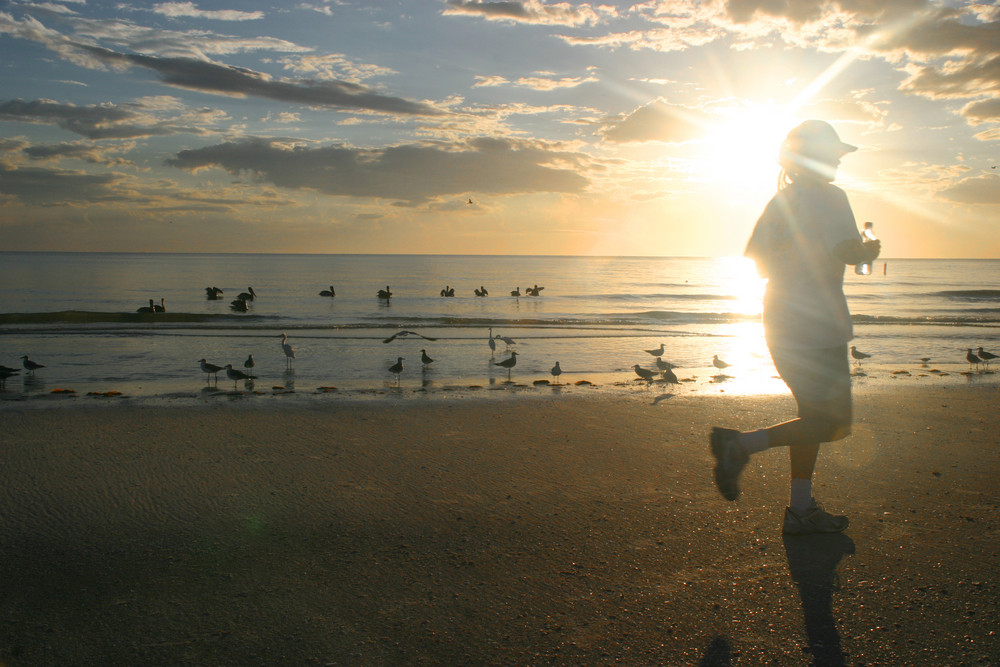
645, 343, 665, 357
551, 361, 562, 384
712, 355, 731, 372
977, 347, 996, 370
199, 359, 223, 383
421, 349, 435, 367
244, 354, 255, 372
388, 357, 404, 384
224, 364, 253, 389
850, 346, 871, 368
633, 365, 655, 382
280, 333, 295, 368
966, 348, 981, 372
493, 351, 518, 381
663, 364, 680, 388
495, 333, 516, 351
21, 355, 45, 375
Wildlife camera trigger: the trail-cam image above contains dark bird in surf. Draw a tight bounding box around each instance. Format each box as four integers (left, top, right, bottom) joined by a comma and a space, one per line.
493, 351, 518, 381
21, 355, 45, 375
224, 364, 253, 389
551, 361, 562, 384
526, 285, 544, 296
421, 349, 435, 367
319, 286, 336, 297
199, 359, 223, 383
510, 287, 521, 297
388, 357, 404, 384
377, 286, 393, 300
244, 354, 255, 372
488, 328, 496, 357
137, 299, 156, 313
238, 287, 257, 302
280, 333, 295, 368
474, 286, 489, 297
851, 346, 871, 368
663, 364, 680, 388
205, 286, 224, 300
966, 348, 981, 372
0, 365, 20, 388
152, 298, 166, 313
230, 298, 249, 312
977, 347, 996, 370
382, 330, 438, 344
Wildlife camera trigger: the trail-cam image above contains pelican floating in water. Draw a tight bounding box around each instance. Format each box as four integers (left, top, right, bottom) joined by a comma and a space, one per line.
474, 286, 489, 297
153, 298, 166, 313
230, 298, 249, 312
526, 285, 544, 296
238, 287, 257, 302
319, 286, 336, 297
280, 333, 295, 368
377, 286, 393, 300
137, 299, 156, 314
510, 287, 521, 297
205, 286, 224, 300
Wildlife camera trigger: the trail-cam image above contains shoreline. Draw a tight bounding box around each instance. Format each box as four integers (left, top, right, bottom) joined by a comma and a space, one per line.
2, 360, 997, 410
1, 384, 998, 664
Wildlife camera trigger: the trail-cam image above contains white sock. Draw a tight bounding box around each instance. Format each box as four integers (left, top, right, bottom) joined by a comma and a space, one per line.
738, 429, 770, 455
790, 478, 813, 513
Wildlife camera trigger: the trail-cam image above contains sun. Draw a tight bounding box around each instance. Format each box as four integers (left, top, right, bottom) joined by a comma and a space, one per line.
693, 103, 799, 197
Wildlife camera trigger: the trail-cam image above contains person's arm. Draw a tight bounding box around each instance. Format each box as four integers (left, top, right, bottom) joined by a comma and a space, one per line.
833, 237, 881, 266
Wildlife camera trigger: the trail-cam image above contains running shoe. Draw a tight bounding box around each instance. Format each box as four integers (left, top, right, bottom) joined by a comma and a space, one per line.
783, 501, 849, 535
710, 427, 748, 501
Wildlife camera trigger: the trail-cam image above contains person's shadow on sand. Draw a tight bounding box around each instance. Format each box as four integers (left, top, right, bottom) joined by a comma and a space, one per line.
783, 533, 856, 666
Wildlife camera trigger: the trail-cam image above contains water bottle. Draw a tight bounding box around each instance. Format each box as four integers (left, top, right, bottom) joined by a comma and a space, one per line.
855, 222, 876, 275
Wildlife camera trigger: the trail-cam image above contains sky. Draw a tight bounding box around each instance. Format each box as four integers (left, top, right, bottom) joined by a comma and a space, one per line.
0, 0, 997, 257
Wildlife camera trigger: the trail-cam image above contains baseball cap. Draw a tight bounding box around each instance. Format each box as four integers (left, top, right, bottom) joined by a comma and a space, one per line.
783, 120, 857, 157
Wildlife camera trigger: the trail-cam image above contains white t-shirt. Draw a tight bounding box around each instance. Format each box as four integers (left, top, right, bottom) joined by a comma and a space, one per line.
745, 181, 861, 350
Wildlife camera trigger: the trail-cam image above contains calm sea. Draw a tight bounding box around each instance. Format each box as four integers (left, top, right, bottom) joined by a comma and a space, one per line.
1, 253, 998, 401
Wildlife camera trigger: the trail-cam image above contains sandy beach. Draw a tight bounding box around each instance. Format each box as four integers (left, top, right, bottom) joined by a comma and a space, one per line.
1, 383, 997, 665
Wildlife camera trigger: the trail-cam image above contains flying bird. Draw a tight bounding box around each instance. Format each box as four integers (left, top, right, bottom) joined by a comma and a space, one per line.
383, 330, 437, 344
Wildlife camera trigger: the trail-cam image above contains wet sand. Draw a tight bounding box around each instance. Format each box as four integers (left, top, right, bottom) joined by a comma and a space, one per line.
0, 384, 997, 665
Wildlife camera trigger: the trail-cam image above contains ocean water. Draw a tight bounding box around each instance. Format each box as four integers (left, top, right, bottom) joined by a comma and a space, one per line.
1, 253, 998, 401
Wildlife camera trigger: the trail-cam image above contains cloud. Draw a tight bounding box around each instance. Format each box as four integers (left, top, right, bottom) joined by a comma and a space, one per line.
76, 45, 442, 115
152, 2, 265, 21
442, 0, 605, 26
21, 140, 135, 166
473, 71, 597, 90
277, 54, 397, 83
938, 173, 1000, 204
166, 136, 590, 203
0, 163, 125, 204
899, 54, 1000, 100
961, 97, 1000, 124
600, 99, 710, 143
0, 98, 222, 139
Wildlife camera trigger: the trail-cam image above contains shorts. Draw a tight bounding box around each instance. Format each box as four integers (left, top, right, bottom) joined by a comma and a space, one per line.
770, 344, 852, 424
